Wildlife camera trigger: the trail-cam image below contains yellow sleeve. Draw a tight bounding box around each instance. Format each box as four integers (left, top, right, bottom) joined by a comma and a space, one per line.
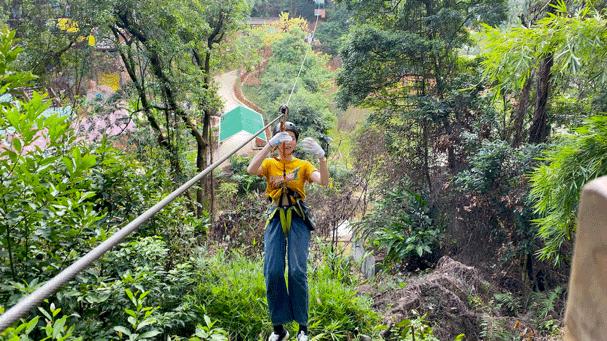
305, 161, 318, 183
260, 158, 271, 177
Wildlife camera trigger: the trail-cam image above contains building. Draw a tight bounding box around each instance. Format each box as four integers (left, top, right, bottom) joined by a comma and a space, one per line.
216, 105, 269, 168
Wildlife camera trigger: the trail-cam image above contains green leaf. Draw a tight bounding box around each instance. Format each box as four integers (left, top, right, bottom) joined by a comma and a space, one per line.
114, 326, 132, 337
25, 316, 40, 334
416, 245, 424, 257
125, 288, 136, 306
38, 307, 52, 321
138, 330, 161, 339
53, 316, 67, 338
136, 319, 154, 330
80, 154, 97, 170
127, 316, 137, 327
12, 137, 21, 153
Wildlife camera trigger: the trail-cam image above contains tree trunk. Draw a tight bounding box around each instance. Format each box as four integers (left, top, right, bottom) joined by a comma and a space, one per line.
422, 120, 432, 192
528, 55, 553, 144
111, 26, 181, 175
511, 73, 533, 147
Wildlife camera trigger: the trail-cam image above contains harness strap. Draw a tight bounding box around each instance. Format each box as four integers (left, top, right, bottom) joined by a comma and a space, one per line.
265, 202, 305, 235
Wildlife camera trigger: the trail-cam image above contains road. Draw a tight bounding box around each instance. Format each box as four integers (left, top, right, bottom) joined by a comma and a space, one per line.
214, 70, 248, 113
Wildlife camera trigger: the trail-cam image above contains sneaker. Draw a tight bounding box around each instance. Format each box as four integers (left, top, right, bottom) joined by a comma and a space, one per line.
268, 330, 289, 341
297, 331, 308, 341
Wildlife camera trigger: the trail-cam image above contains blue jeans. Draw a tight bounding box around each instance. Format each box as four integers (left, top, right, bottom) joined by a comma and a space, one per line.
264, 213, 311, 326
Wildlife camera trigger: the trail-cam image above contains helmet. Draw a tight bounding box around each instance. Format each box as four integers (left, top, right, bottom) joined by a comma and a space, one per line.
272, 121, 300, 141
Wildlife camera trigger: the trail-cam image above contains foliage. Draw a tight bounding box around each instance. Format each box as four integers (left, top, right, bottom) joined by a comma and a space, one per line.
246, 26, 336, 137
307, 240, 382, 338
386, 312, 463, 341
355, 184, 441, 270
187, 247, 380, 340
479, 1, 607, 94
530, 115, 607, 263
1, 303, 82, 341
314, 2, 353, 56
0, 28, 105, 285
493, 292, 521, 316
113, 289, 162, 340
527, 286, 564, 335
185, 315, 228, 341
250, 0, 316, 19
186, 251, 270, 339
227, 155, 265, 194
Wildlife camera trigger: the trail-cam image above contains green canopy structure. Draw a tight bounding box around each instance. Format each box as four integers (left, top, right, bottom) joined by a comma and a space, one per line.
219, 105, 267, 143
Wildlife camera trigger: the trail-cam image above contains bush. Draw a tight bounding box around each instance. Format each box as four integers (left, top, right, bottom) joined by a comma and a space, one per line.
354, 183, 442, 271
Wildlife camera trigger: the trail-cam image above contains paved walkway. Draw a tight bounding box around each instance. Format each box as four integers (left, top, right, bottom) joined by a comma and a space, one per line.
214, 70, 248, 113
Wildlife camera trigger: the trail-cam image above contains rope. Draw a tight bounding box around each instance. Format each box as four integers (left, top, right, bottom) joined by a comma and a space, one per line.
0, 113, 286, 332
285, 5, 322, 107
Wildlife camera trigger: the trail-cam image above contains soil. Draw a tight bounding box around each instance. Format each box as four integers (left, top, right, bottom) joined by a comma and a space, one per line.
365, 256, 559, 340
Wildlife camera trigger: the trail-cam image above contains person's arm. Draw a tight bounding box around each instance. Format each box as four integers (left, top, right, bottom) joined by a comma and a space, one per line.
301, 137, 329, 187
310, 157, 329, 186
247, 132, 292, 175
247, 143, 272, 176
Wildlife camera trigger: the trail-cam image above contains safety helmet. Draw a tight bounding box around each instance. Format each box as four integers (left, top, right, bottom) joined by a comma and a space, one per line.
272, 121, 300, 141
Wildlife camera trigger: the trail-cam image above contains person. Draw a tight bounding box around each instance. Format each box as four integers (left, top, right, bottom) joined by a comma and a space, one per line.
247, 121, 329, 341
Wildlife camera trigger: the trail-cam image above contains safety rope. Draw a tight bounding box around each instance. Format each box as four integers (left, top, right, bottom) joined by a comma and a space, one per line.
285, 3, 322, 107
278, 4, 322, 207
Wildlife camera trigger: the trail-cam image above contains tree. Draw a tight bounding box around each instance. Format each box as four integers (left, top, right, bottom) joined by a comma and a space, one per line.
6, 0, 252, 217
479, 0, 607, 144
337, 0, 506, 186
530, 116, 607, 264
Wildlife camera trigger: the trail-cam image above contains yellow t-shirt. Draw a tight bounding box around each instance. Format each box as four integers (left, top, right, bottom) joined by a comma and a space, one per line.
260, 157, 317, 204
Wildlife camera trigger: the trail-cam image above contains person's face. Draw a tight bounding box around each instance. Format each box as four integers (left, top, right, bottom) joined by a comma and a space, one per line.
279, 131, 297, 157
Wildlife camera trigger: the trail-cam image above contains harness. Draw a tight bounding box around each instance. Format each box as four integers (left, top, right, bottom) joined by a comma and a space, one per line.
265, 188, 307, 235
265, 105, 314, 234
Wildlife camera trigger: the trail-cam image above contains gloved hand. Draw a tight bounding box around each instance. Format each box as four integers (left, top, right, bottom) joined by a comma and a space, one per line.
300, 137, 325, 158
269, 132, 293, 147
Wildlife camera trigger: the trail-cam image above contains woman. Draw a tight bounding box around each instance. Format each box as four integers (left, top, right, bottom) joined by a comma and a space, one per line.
247, 121, 329, 341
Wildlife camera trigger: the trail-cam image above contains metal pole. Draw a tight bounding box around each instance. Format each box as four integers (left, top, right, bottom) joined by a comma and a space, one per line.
0, 114, 284, 332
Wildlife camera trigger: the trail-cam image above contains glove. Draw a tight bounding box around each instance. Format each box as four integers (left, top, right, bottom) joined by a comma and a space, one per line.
300, 137, 325, 158
269, 131, 293, 147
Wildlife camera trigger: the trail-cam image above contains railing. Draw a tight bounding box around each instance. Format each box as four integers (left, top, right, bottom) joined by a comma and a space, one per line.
0, 113, 284, 332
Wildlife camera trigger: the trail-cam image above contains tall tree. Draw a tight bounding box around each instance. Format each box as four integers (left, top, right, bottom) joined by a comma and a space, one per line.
6, 0, 251, 216
337, 0, 506, 188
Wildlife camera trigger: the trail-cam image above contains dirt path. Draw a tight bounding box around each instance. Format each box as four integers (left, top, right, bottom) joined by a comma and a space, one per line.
214, 70, 249, 113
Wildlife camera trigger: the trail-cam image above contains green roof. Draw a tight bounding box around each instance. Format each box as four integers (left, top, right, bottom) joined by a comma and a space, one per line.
219, 105, 266, 142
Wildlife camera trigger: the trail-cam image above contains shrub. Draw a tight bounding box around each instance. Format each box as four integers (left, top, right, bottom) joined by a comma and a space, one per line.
354, 184, 442, 270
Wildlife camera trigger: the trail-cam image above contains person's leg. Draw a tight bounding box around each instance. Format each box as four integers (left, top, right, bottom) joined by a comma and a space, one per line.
264, 215, 293, 325
287, 216, 311, 327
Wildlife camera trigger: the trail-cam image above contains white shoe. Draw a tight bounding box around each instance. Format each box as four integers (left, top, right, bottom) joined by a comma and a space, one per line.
297, 331, 308, 341
268, 330, 289, 341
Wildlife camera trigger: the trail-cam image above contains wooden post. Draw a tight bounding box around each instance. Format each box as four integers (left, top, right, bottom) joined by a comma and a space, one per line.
564, 176, 607, 340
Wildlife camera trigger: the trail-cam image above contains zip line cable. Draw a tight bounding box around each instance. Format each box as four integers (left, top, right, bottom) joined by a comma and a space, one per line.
0, 7, 323, 332
286, 4, 322, 107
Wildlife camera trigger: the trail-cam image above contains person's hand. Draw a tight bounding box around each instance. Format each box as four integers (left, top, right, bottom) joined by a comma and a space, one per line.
269, 132, 293, 147
300, 137, 325, 158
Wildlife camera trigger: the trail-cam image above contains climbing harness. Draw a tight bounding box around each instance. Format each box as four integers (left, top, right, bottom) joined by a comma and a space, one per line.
264, 189, 315, 234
